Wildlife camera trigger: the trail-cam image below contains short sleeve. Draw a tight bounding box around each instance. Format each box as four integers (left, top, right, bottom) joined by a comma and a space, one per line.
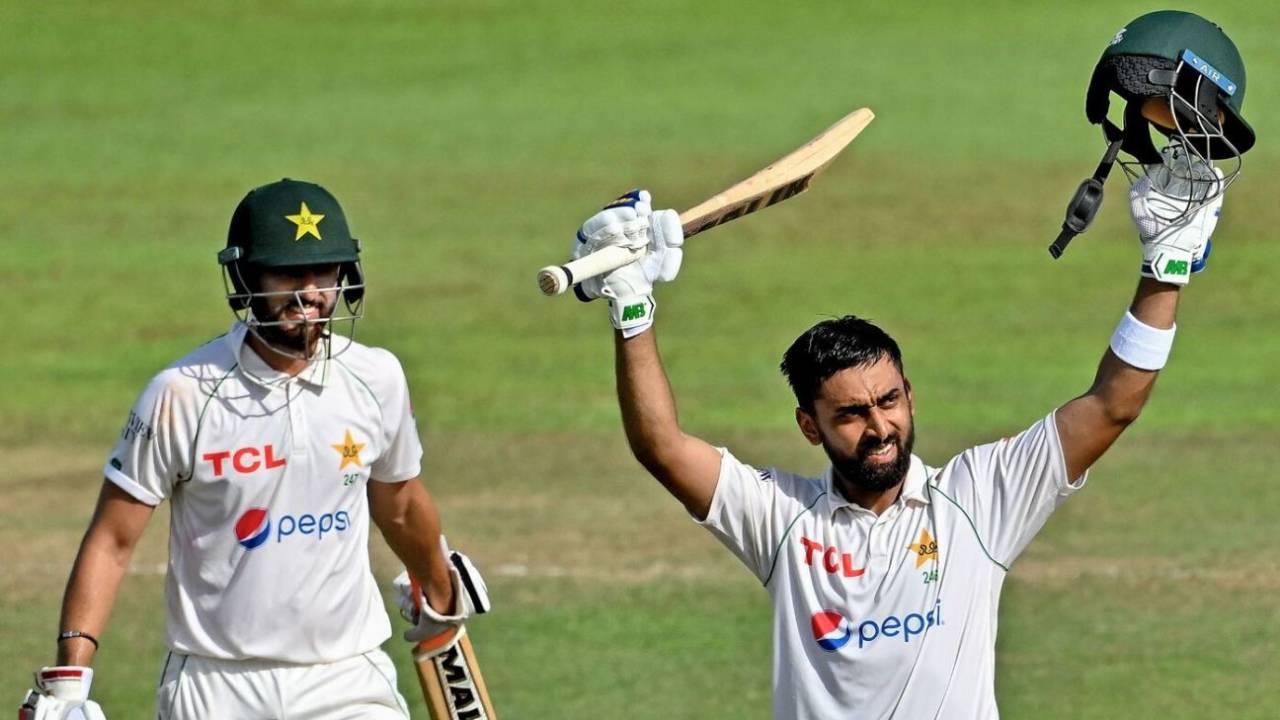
368, 352, 423, 483
945, 410, 1087, 566
103, 374, 192, 506
697, 448, 779, 582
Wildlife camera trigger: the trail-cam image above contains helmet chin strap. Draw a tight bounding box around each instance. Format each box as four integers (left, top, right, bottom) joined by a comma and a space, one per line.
1048, 124, 1125, 259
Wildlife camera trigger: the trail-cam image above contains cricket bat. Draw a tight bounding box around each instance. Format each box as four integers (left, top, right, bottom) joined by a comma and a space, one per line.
410, 577, 497, 720
536, 107, 875, 296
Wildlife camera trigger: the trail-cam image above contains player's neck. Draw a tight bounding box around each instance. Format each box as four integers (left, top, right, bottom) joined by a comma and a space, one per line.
246, 333, 313, 376
834, 477, 903, 516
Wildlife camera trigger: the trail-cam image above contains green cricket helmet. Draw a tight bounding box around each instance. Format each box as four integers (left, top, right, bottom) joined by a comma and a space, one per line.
1050, 11, 1252, 258
1087, 10, 1253, 162
217, 179, 366, 349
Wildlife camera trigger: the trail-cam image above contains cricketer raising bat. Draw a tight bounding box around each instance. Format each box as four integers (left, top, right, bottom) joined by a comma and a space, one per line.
536, 106, 875, 296
410, 576, 497, 720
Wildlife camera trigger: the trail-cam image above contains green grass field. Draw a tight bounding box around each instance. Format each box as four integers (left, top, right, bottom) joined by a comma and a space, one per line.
3, 1, 1278, 717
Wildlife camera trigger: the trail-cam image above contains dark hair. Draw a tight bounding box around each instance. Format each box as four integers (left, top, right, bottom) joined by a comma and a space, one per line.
780, 315, 905, 411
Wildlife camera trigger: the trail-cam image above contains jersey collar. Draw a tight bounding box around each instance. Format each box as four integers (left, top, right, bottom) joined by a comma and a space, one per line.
823, 454, 930, 516
224, 322, 330, 390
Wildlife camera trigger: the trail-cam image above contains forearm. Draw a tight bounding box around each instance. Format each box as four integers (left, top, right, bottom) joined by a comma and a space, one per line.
1129, 276, 1180, 329
614, 328, 722, 518
56, 529, 136, 665
55, 483, 153, 666
571, 193, 717, 514
370, 481, 453, 614
614, 329, 685, 470
1057, 279, 1182, 478
1091, 278, 1180, 419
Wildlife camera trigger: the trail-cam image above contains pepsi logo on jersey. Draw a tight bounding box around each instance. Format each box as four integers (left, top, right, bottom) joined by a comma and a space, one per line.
233, 506, 352, 550
810, 601, 944, 653
811, 611, 853, 652
203, 445, 287, 476
235, 508, 272, 549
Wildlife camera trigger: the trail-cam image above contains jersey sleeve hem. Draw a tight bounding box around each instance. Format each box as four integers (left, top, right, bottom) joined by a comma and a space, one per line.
691, 447, 730, 526
104, 465, 163, 506
1047, 409, 1089, 494
368, 464, 422, 484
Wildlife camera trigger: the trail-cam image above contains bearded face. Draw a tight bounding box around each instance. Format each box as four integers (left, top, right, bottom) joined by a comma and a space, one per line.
821, 421, 915, 494
247, 265, 341, 358
795, 357, 917, 503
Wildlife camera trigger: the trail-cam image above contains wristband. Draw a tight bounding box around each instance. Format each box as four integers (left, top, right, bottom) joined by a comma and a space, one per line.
57, 631, 99, 650
1109, 310, 1176, 370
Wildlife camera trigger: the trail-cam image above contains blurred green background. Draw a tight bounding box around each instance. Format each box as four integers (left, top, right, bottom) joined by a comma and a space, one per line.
2, 1, 1276, 717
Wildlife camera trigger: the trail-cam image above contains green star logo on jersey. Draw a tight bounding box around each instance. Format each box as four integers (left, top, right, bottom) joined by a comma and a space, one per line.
331, 429, 365, 470
285, 201, 325, 241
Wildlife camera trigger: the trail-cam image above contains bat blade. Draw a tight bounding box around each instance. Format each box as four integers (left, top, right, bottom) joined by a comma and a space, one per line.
536, 107, 874, 295
409, 576, 498, 720
414, 628, 497, 720
678, 107, 874, 238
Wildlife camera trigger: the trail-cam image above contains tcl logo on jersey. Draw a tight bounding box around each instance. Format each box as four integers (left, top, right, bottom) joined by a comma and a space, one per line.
203, 445, 286, 476
800, 536, 866, 578
233, 507, 351, 550
810, 601, 944, 653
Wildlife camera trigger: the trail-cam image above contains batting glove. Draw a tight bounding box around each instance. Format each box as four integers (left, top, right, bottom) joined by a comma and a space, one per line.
19, 667, 106, 720
393, 539, 491, 644
1129, 145, 1225, 286
571, 190, 684, 337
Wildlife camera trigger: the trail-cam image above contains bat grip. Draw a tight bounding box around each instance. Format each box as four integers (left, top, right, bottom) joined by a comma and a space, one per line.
537, 245, 643, 296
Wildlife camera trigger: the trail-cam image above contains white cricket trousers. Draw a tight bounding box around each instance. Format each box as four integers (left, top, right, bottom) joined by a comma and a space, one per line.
155, 648, 410, 719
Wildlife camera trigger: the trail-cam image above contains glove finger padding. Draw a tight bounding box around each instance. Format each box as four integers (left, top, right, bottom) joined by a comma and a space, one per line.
1130, 159, 1224, 285
568, 191, 684, 336
571, 190, 657, 302
1128, 175, 1163, 240
393, 547, 491, 644
649, 209, 684, 282
572, 190, 654, 257
448, 549, 491, 616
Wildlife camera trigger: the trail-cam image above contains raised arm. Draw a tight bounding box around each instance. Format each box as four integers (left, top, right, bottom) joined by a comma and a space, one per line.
1055, 151, 1225, 481
566, 191, 723, 519
616, 329, 723, 520
1056, 279, 1177, 480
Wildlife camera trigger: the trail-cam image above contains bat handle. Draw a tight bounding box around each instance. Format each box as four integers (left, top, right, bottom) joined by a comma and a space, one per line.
537, 245, 643, 296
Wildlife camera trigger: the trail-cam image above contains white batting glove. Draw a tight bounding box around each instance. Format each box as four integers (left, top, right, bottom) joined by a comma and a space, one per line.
571, 190, 684, 337
1129, 144, 1224, 286
392, 539, 491, 644
19, 667, 106, 720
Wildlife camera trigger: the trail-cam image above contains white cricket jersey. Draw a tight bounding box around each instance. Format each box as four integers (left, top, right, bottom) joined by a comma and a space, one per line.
699, 412, 1086, 719
104, 322, 423, 664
